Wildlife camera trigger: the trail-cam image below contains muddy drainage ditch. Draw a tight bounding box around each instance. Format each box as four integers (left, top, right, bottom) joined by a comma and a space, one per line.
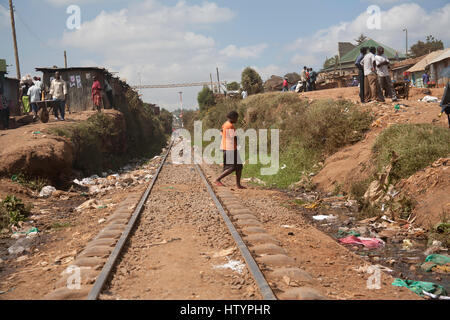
283, 190, 449, 297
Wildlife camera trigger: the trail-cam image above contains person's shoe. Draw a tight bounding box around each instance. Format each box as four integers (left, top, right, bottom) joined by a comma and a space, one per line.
54, 117, 59, 121
392, 98, 398, 102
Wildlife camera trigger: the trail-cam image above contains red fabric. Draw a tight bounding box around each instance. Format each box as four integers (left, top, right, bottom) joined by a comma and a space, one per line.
93, 94, 102, 107
339, 236, 384, 249
92, 81, 102, 100
283, 80, 288, 87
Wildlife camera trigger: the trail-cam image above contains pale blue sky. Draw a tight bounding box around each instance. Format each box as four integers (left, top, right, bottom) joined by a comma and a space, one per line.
1, 0, 449, 110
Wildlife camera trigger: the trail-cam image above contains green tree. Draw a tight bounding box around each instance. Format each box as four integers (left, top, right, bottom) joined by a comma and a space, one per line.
354, 34, 368, 45
241, 67, 263, 95
410, 35, 444, 58
226, 82, 240, 91
197, 86, 216, 112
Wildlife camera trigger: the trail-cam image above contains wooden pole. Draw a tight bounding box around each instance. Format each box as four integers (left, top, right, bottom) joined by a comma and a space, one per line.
9, 0, 21, 79
216, 67, 221, 94
64, 51, 68, 68
210, 73, 214, 92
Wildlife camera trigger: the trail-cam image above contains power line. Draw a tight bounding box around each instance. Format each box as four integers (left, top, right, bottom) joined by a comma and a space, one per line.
14, 6, 52, 49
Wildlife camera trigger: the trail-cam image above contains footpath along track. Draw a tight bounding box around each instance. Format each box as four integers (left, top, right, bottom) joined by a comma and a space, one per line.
45, 139, 326, 300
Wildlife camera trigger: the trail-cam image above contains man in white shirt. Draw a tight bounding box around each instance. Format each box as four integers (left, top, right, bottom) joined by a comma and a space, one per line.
375, 47, 398, 102
300, 66, 308, 93
49, 72, 68, 121
27, 82, 42, 120
361, 47, 385, 103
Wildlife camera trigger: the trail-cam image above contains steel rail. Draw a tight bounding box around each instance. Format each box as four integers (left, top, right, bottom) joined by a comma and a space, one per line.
194, 163, 277, 300
87, 141, 173, 300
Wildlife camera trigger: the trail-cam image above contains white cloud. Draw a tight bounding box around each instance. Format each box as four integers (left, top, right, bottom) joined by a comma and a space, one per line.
220, 43, 268, 59
288, 3, 450, 69
61, 0, 273, 110
45, 0, 106, 6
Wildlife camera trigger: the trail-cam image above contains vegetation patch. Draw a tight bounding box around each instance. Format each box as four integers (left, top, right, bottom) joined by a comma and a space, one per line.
49, 88, 171, 178
373, 124, 450, 182
0, 195, 31, 228
191, 92, 372, 189
11, 173, 50, 192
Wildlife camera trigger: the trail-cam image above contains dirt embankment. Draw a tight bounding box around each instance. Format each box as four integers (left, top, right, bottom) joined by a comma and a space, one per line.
0, 109, 167, 187
307, 87, 448, 229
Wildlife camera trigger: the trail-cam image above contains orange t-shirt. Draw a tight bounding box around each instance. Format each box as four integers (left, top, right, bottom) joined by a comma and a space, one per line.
221, 121, 236, 151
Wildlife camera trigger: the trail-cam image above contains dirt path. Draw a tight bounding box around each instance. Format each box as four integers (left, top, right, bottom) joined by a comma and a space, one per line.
202, 165, 419, 300
102, 155, 260, 300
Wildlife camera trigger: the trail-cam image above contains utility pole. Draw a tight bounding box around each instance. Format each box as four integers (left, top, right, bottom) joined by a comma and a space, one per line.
210, 73, 214, 92
403, 28, 408, 57
64, 51, 68, 68
9, 0, 21, 79
178, 92, 183, 128
216, 67, 221, 94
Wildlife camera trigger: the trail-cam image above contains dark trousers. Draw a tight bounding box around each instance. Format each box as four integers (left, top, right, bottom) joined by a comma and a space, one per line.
302, 81, 307, 92
358, 68, 365, 103
310, 81, 316, 91
1, 108, 10, 129
53, 99, 66, 120
223, 150, 243, 174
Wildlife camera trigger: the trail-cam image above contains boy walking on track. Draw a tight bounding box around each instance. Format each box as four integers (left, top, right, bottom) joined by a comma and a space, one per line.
215, 111, 246, 189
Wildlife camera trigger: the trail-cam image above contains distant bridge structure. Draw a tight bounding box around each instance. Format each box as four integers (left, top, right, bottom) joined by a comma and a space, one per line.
132, 81, 227, 91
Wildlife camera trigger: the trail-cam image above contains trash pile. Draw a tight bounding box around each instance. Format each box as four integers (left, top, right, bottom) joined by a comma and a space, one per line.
420, 96, 439, 103
71, 156, 161, 196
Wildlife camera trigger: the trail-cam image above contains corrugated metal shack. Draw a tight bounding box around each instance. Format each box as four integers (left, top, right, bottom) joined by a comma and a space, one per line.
0, 59, 20, 116
35, 67, 131, 112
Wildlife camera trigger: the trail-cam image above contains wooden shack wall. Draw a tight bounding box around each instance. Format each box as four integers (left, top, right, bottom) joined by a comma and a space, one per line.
2, 77, 20, 116
41, 69, 106, 112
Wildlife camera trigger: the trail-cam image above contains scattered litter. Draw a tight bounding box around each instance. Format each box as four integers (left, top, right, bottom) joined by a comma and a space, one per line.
213, 247, 236, 258
420, 254, 450, 273
213, 258, 246, 274
313, 215, 337, 221
392, 279, 447, 297
338, 229, 361, 238
8, 237, 33, 255
303, 202, 321, 209
98, 218, 106, 224
339, 236, 384, 249
353, 264, 393, 273
402, 239, 414, 251
280, 164, 287, 170
421, 96, 439, 103
422, 291, 450, 300
39, 186, 56, 198
76, 199, 99, 212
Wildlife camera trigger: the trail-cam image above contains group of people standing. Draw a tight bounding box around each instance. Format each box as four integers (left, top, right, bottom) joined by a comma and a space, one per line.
355, 46, 398, 103
12, 72, 112, 125
281, 66, 317, 93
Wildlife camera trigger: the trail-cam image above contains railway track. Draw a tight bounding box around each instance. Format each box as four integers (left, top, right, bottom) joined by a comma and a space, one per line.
45, 138, 325, 300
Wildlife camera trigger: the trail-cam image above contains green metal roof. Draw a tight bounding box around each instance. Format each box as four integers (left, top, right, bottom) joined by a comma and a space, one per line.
339, 39, 406, 64
0, 59, 6, 73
